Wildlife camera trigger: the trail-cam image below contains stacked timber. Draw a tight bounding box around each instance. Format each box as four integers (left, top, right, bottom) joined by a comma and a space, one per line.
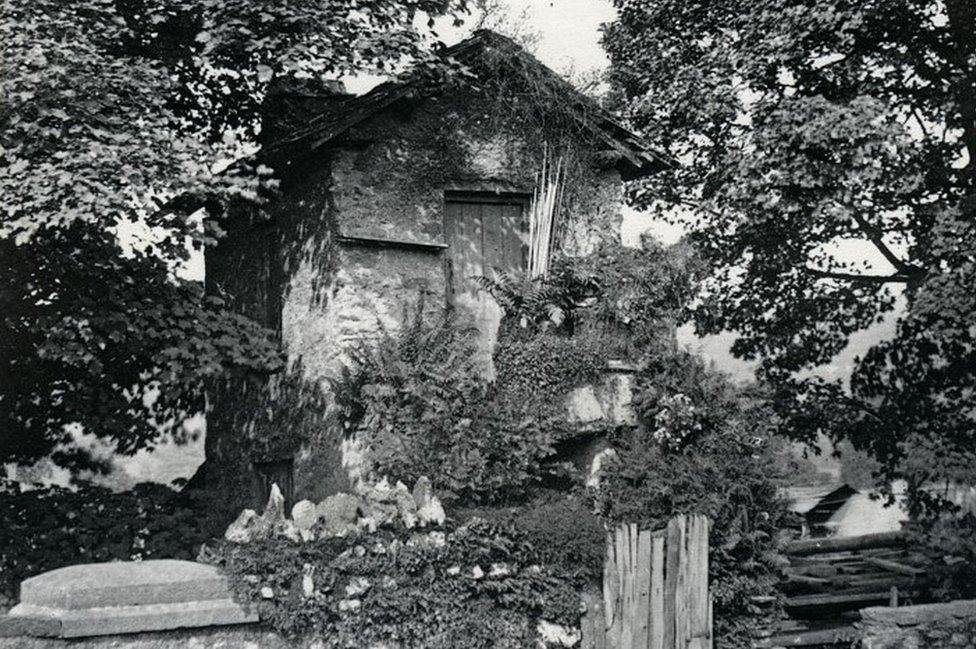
761, 531, 929, 647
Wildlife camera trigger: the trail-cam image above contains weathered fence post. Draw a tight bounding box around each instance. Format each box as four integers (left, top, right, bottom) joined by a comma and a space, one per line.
602, 514, 711, 649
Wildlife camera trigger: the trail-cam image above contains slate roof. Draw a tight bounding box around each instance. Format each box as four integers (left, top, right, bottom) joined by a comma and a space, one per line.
263, 30, 673, 180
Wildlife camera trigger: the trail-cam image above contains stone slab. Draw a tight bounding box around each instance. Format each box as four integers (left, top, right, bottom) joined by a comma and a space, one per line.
6, 599, 258, 638
0, 612, 61, 638
861, 599, 976, 626
20, 560, 230, 610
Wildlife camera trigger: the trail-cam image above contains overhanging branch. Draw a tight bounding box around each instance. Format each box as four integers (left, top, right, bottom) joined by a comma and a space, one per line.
849, 212, 916, 273
805, 267, 914, 283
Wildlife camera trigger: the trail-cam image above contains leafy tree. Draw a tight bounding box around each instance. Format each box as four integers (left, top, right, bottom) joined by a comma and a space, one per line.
0, 0, 466, 471
603, 0, 976, 507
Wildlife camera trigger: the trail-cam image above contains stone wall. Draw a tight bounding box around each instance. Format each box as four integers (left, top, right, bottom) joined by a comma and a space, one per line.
858, 600, 976, 649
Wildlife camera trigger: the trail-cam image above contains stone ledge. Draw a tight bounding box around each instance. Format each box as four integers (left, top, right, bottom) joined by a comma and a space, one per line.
0, 626, 307, 649
3, 599, 258, 639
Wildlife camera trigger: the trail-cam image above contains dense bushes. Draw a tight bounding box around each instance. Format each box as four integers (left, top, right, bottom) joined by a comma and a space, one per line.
331, 308, 586, 504
456, 492, 606, 584
204, 517, 581, 648
594, 346, 789, 649
0, 480, 222, 609
906, 514, 976, 602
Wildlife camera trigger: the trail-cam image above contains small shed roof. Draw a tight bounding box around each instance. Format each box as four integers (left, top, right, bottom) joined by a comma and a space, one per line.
263, 30, 673, 180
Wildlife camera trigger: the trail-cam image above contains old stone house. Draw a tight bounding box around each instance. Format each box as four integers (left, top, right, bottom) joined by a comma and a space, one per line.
203, 30, 670, 511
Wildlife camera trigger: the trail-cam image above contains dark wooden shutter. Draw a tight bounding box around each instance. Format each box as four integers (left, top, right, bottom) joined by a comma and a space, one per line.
444, 194, 527, 299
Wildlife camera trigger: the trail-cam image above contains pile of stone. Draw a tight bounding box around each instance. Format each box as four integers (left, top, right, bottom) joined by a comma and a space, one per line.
224, 476, 446, 544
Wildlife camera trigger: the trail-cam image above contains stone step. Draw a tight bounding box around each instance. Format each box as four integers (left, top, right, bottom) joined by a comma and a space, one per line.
19, 560, 231, 610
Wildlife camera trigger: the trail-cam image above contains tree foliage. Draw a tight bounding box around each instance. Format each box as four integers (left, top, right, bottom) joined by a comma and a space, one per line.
604, 0, 976, 502
0, 0, 466, 468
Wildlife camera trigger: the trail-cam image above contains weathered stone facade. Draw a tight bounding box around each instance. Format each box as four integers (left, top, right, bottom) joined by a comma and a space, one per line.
204, 33, 660, 512
858, 600, 976, 649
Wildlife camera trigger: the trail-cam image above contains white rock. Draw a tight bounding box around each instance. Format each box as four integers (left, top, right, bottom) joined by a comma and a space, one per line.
470, 566, 484, 580
447, 566, 461, 576
537, 620, 581, 647
417, 495, 445, 526
261, 483, 286, 525
338, 598, 361, 612
277, 519, 303, 543
489, 562, 511, 577
260, 586, 275, 599
224, 509, 259, 543
291, 499, 319, 530
412, 476, 433, 509
345, 577, 371, 597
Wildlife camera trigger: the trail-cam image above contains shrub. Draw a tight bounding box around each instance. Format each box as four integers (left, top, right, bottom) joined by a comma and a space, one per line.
906, 514, 976, 602
593, 347, 789, 649
204, 518, 581, 648
331, 309, 571, 504
455, 492, 606, 584
0, 481, 223, 608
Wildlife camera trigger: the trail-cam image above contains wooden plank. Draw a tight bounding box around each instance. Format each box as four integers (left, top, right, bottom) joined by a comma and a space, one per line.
633, 529, 652, 649
581, 590, 606, 649
667, 516, 690, 649
649, 535, 665, 649
758, 625, 858, 647
863, 557, 925, 576
663, 518, 679, 649
784, 590, 910, 608
336, 234, 448, 251
603, 530, 619, 649
786, 532, 905, 556
620, 525, 634, 649
688, 515, 710, 641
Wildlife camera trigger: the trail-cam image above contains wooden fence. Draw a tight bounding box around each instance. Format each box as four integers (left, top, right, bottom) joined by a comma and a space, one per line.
586, 514, 712, 649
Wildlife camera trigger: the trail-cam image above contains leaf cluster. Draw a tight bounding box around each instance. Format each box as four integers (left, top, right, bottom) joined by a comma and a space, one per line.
0, 226, 283, 469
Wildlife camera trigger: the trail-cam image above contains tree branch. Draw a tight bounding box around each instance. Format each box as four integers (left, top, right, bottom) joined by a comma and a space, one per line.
805, 267, 914, 283
848, 211, 916, 273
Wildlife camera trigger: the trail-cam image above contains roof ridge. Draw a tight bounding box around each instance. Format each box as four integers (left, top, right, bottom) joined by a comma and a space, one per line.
263, 31, 674, 178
